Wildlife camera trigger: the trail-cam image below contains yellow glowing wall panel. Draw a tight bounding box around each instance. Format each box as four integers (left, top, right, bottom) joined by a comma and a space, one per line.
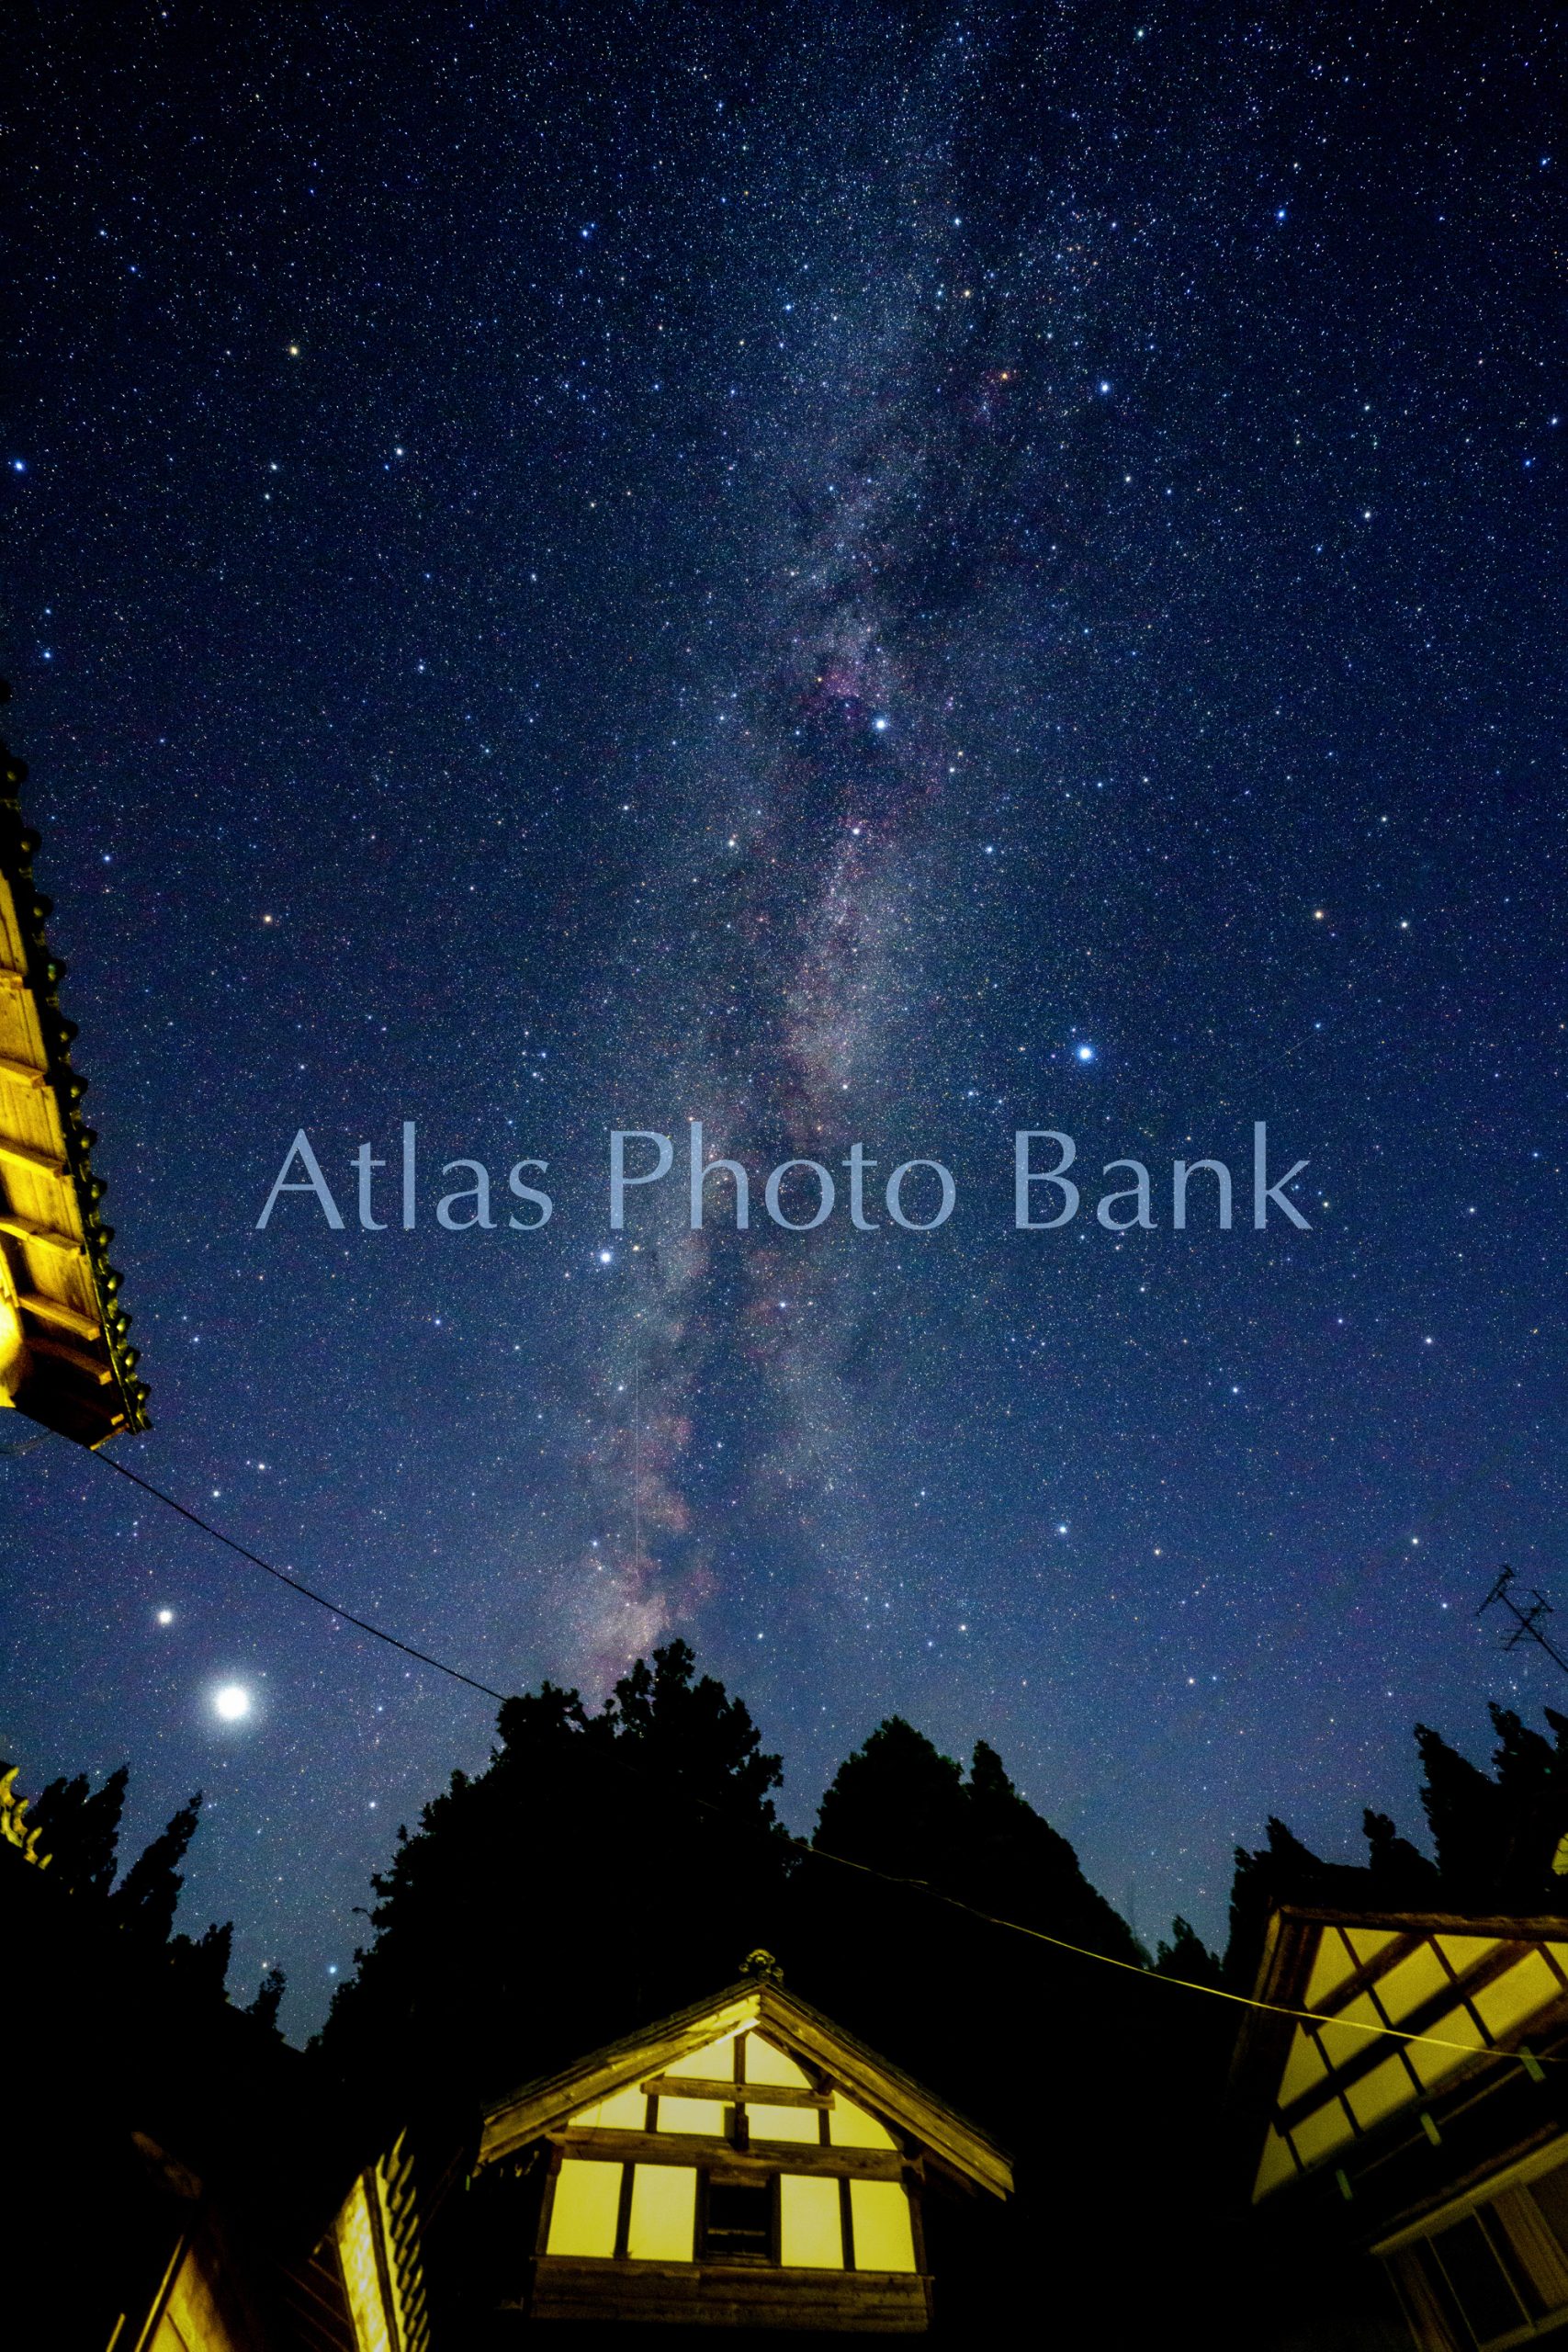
1376, 1943, 1450, 2022
1316, 1993, 1386, 2071
1436, 1933, 1501, 1977
337, 2177, 394, 2352
1289, 2097, 1354, 2167
829, 2097, 897, 2150
1407, 2004, 1484, 2087
1345, 2054, 1416, 2130
664, 2035, 738, 2079
1344, 1927, 1399, 1968
657, 2096, 728, 2135
571, 2086, 649, 2130
745, 2034, 810, 2087
1473, 1950, 1562, 2040
148, 2246, 244, 2352
627, 2164, 696, 2261
748, 2103, 820, 2143
1252, 2127, 1299, 2202
547, 2160, 623, 2257
850, 2180, 917, 2273
1279, 2027, 1328, 2106
780, 2174, 844, 2268
1304, 1928, 1359, 2010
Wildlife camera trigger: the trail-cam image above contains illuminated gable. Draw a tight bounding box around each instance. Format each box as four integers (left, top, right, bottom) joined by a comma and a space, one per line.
1242, 1913, 1568, 2202
479, 1969, 1010, 2334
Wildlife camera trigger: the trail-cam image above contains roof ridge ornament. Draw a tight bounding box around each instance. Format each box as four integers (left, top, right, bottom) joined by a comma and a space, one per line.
739, 1948, 784, 1984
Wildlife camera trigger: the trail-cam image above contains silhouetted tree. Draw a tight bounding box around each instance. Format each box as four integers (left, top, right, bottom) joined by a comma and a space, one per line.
106, 1791, 203, 1945
1416, 1705, 1568, 1908
1152, 1916, 1225, 1988
169, 1918, 233, 2003
1225, 1815, 1369, 1986
32, 1763, 128, 1898
815, 1716, 966, 1882
815, 1719, 1144, 1964
796, 1718, 1224, 2343
319, 1642, 791, 2114
247, 1967, 288, 2035
5, 1760, 239, 2016
1362, 1807, 1442, 1905
1224, 1704, 1568, 1990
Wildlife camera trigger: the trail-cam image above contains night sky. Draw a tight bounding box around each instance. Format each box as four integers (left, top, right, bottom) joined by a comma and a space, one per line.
4, 2, 1564, 2033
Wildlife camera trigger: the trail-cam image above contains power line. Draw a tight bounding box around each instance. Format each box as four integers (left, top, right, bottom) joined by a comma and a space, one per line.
52, 1438, 1564, 2071
798, 1839, 1557, 2071
87, 1446, 508, 1702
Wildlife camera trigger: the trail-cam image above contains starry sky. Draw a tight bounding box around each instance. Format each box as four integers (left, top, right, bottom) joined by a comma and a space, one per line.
4, 1, 1564, 2031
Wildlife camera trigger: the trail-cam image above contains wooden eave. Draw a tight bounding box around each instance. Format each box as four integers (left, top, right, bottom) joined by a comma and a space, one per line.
0, 707, 147, 1446
1230, 1903, 1568, 2203
1233, 1904, 1568, 2093
479, 1978, 1013, 2200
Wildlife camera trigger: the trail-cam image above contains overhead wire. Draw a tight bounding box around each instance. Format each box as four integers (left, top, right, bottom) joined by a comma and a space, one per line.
66, 1434, 1561, 2073
797, 1839, 1558, 2069
88, 1446, 507, 1702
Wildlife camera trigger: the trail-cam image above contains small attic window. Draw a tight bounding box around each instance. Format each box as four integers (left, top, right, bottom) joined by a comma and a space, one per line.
705, 2179, 773, 2263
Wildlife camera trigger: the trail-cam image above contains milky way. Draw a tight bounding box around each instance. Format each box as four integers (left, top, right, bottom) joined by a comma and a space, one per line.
3, 2, 1564, 2027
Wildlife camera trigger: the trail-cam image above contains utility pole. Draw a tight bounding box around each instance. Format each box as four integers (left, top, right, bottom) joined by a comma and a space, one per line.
1478, 1566, 1568, 1679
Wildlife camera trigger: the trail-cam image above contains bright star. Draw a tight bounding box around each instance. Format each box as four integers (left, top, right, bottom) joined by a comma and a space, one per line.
1076, 1042, 1096, 1062
211, 1683, 252, 1722
156, 1608, 174, 1626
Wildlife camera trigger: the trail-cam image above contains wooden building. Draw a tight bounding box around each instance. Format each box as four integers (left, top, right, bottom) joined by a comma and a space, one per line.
471, 1960, 1012, 2334
1234, 1903, 1568, 2350
8, 1836, 1006, 2351
6, 1815, 438, 2352
0, 689, 147, 1445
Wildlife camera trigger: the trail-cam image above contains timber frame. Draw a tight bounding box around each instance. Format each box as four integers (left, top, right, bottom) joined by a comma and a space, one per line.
0, 685, 147, 1444
479, 1973, 1011, 2333
1233, 1905, 1568, 2351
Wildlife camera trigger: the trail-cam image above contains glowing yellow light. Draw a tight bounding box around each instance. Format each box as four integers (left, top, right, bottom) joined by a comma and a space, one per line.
627, 2164, 696, 2261
0, 1291, 23, 1399
547, 2159, 622, 2256
747, 2103, 818, 2143
829, 2097, 896, 2150
336, 2177, 393, 2352
744, 2036, 809, 2086
849, 2180, 917, 2272
778, 2174, 842, 2268
570, 2086, 648, 2130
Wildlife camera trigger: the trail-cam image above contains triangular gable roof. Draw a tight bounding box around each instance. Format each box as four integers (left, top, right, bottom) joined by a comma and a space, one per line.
479, 1977, 1013, 2199
1233, 1905, 1568, 2202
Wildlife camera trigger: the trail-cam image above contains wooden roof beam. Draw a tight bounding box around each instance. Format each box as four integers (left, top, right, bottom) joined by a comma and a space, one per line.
0, 1136, 69, 1180
551, 2128, 906, 2180
25, 1332, 112, 1384
17, 1292, 100, 1342
0, 1211, 84, 1256
640, 2076, 831, 2108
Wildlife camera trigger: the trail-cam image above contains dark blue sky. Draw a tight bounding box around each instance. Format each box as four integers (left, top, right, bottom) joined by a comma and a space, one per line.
4, 0, 1564, 2031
